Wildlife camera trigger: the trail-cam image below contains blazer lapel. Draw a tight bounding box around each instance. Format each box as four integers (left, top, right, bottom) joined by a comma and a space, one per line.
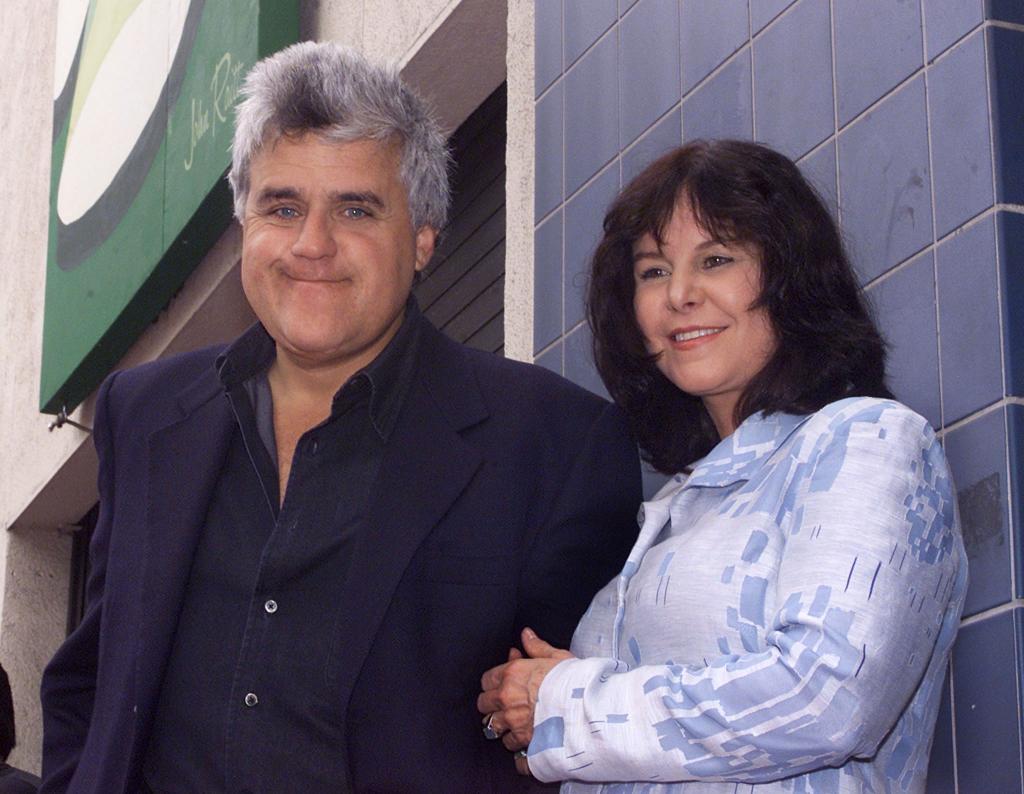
133, 372, 235, 725
330, 327, 487, 708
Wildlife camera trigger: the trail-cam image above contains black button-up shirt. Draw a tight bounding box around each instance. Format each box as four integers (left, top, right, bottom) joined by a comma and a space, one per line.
142, 303, 422, 793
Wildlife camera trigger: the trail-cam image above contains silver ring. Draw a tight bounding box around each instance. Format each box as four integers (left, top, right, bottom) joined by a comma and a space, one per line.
482, 713, 501, 740
515, 749, 528, 759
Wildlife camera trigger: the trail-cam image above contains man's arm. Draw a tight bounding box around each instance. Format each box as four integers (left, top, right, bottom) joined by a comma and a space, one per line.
515, 401, 641, 649
39, 373, 119, 793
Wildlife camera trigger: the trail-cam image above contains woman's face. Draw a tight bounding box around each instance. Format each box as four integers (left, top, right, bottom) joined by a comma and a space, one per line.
632, 199, 777, 437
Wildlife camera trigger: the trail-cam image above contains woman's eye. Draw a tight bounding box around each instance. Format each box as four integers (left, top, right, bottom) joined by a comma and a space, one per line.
703, 255, 733, 269
637, 266, 668, 280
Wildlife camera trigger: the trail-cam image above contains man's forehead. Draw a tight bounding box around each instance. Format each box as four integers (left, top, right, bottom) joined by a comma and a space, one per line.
260, 131, 400, 165
247, 133, 402, 194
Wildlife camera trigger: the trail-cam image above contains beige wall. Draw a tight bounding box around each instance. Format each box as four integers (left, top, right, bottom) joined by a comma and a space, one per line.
0, 0, 520, 775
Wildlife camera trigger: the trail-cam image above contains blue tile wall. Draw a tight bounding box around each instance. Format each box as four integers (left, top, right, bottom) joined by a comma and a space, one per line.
564, 0, 617, 69
534, 211, 563, 353
682, 48, 753, 143
535, 0, 563, 96
535, 339, 562, 374
833, 0, 922, 125
838, 76, 932, 283
564, 323, 608, 398
619, 0, 680, 147
564, 32, 618, 196
928, 31, 994, 238
752, 0, 833, 159
622, 107, 681, 184
1010, 405, 1024, 597
936, 217, 1002, 423
535, 81, 563, 221
925, 675, 955, 794
990, 27, 1024, 205
563, 166, 619, 331
750, 0, 795, 33
537, 5, 1024, 789
867, 250, 940, 428
952, 611, 1022, 793
987, 0, 1024, 24
680, 0, 749, 93
1000, 212, 1024, 397
923, 0, 983, 60
944, 408, 1012, 617
797, 140, 838, 221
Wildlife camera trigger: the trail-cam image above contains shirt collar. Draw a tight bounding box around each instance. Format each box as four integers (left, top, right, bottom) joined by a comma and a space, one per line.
216, 297, 423, 443
684, 409, 813, 488
355, 297, 421, 441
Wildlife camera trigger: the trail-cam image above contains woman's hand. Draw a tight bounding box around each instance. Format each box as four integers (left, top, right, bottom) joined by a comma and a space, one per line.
478, 628, 574, 753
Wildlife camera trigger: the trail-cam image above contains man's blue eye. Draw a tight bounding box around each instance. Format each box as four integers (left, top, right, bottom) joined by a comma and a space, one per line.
274, 207, 299, 219
344, 207, 369, 219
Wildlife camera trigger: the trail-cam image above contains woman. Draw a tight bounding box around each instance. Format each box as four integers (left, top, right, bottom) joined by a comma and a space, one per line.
478, 140, 966, 792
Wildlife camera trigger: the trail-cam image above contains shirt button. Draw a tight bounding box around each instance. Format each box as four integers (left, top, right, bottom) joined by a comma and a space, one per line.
244, 692, 258, 707
264, 599, 278, 614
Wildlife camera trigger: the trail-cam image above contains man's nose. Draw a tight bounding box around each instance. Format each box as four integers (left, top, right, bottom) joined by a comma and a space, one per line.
291, 212, 336, 259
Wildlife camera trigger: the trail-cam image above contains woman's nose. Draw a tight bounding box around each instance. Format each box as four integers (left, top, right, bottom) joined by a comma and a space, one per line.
666, 269, 699, 311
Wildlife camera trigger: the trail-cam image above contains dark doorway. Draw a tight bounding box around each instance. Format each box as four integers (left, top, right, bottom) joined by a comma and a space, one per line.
414, 83, 506, 354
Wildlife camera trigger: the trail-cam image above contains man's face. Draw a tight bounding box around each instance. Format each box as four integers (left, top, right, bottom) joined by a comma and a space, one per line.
241, 134, 436, 374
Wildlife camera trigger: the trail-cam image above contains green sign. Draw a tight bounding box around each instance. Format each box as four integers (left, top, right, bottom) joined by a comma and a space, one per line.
41, 0, 299, 413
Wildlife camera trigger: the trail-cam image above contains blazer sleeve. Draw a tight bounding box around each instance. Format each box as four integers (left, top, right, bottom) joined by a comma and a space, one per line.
515, 401, 642, 650
39, 372, 120, 793
526, 403, 966, 785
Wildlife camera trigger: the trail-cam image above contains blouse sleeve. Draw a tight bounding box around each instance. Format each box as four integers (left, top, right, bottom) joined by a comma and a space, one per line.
527, 401, 966, 785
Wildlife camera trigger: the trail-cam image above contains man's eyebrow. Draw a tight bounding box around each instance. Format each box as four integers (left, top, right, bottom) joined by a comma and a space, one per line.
253, 186, 301, 205
330, 190, 385, 209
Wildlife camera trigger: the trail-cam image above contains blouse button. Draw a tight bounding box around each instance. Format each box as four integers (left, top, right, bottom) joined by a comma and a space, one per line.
244, 692, 258, 707
264, 599, 278, 614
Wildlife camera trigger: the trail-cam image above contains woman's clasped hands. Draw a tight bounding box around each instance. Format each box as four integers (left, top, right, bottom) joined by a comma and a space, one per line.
478, 627, 574, 775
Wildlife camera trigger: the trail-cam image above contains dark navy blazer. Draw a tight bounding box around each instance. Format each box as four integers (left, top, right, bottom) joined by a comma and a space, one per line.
40, 321, 642, 793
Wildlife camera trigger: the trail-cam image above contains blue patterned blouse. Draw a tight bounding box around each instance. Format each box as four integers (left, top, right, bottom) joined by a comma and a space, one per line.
528, 398, 967, 793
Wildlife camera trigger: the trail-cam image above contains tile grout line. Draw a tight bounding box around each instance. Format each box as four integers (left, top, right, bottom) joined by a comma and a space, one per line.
828, 0, 840, 222
862, 203, 1010, 295
990, 19, 1024, 34
935, 396, 1014, 438
959, 598, 1024, 627
919, 4, 958, 784
748, 0, 756, 141
919, 0, 944, 435
981, 11, 1018, 643
558, 0, 567, 375
983, 19, 1023, 770
561, 14, 617, 86
680, 41, 751, 111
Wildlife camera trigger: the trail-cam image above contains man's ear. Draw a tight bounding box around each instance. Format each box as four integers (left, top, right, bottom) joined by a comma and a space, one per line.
414, 226, 438, 272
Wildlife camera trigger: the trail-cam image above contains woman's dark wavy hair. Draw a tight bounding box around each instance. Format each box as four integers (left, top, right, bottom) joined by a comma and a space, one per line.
588, 139, 892, 474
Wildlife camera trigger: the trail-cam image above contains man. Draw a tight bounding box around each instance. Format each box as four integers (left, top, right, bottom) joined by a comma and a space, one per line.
40, 42, 641, 793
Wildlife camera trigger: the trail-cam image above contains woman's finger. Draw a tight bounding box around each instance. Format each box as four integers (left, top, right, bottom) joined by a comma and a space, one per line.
521, 627, 572, 660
